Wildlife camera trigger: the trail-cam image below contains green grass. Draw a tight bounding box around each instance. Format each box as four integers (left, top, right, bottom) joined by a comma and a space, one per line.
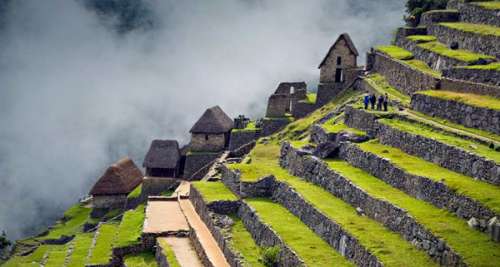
375, 45, 414, 60
417, 41, 494, 63
462, 62, 500, 71
321, 121, 367, 136
192, 181, 238, 203
404, 59, 442, 77
127, 184, 142, 200
326, 160, 500, 266
246, 198, 354, 267
2, 245, 53, 267
358, 141, 500, 215
233, 143, 436, 266
41, 203, 91, 240
114, 205, 145, 247
158, 238, 181, 267
406, 35, 437, 43
440, 22, 500, 37
475, 1, 500, 10
44, 244, 70, 267
364, 73, 411, 105
233, 121, 259, 132
65, 233, 94, 267
123, 251, 157, 267
300, 93, 317, 104
379, 118, 500, 163
87, 223, 119, 265
228, 215, 266, 267
417, 90, 500, 110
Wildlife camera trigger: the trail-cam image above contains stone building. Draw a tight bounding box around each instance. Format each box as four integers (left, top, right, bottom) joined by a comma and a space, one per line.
317, 33, 362, 106
143, 139, 181, 178
189, 105, 234, 152
89, 157, 143, 209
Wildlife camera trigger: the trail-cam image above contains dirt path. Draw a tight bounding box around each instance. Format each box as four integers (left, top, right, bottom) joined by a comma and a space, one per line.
159, 237, 204, 267
143, 200, 189, 233
179, 199, 230, 267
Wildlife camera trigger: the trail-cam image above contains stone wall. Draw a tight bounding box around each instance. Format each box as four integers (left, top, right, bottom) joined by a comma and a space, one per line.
190, 133, 226, 152
266, 94, 290, 117
372, 52, 440, 95
428, 23, 500, 58
411, 93, 500, 135
237, 201, 305, 267
320, 38, 357, 83
343, 105, 382, 134
378, 123, 500, 185
261, 118, 290, 137
274, 82, 307, 94
459, 2, 500, 27
142, 177, 179, 196
339, 142, 498, 222
183, 152, 221, 180
155, 241, 171, 267
92, 195, 127, 209
221, 165, 276, 198
310, 124, 336, 144
393, 27, 427, 45
228, 130, 259, 151
441, 77, 500, 98
316, 83, 345, 107
291, 101, 316, 119
443, 67, 500, 87
279, 142, 464, 266
419, 10, 459, 27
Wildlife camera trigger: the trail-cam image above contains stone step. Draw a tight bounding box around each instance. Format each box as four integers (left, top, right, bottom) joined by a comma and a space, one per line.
458, 1, 500, 27
428, 22, 500, 58
411, 90, 500, 135
339, 141, 500, 226
280, 142, 500, 265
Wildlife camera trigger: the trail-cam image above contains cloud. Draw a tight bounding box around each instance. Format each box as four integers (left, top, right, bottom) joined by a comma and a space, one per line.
0, 0, 404, 239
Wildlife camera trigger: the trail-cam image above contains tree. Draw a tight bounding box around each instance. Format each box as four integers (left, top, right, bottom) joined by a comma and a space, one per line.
405, 0, 449, 25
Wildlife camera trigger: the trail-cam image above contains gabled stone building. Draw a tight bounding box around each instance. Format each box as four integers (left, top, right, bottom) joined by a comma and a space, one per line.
89, 157, 143, 209
189, 105, 234, 152
143, 139, 181, 178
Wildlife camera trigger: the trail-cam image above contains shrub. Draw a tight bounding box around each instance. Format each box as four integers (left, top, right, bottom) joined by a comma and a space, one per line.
405, 0, 449, 24
261, 246, 280, 267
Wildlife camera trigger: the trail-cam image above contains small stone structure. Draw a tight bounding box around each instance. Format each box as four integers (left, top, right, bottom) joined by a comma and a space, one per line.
233, 115, 250, 129
189, 106, 234, 153
89, 157, 143, 209
143, 140, 181, 178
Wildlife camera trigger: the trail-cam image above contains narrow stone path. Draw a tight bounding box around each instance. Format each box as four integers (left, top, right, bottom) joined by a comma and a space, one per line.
202, 151, 230, 181
143, 200, 189, 234
159, 237, 204, 267
174, 181, 191, 198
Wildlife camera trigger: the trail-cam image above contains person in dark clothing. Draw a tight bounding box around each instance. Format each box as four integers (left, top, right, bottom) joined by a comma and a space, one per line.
363, 94, 370, 109
383, 93, 389, 111
370, 94, 376, 109
377, 95, 384, 110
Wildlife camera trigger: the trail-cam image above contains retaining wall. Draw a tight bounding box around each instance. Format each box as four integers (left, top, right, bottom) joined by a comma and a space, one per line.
228, 130, 259, 152
184, 153, 221, 180
459, 2, 500, 27
419, 10, 459, 27
441, 77, 500, 98
443, 67, 500, 87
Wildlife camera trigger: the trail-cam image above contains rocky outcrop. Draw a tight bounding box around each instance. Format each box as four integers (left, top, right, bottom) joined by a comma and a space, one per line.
411, 93, 500, 135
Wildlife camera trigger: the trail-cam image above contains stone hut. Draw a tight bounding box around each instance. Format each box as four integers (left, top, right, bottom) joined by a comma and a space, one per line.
89, 157, 143, 209
143, 140, 181, 178
189, 105, 234, 152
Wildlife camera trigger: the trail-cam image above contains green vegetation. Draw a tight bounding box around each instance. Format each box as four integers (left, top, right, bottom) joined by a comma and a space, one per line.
406, 35, 437, 43
127, 184, 142, 200
158, 238, 181, 267
228, 215, 265, 267
364, 73, 411, 105
462, 62, 500, 71
2, 244, 53, 267
375, 45, 414, 60
114, 205, 145, 247
440, 22, 500, 37
87, 223, 119, 265
322, 121, 366, 136
192, 181, 238, 203
300, 93, 317, 104
41, 203, 91, 240
123, 252, 157, 267
261, 246, 280, 267
405, 59, 442, 77
65, 233, 94, 267
233, 121, 259, 132
405, 0, 449, 24
417, 41, 494, 63
247, 198, 354, 267
379, 118, 500, 163
326, 160, 500, 266
475, 1, 500, 10
358, 141, 500, 214
417, 90, 500, 110
44, 244, 70, 267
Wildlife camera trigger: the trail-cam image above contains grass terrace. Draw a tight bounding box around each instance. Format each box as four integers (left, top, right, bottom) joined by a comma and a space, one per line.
65, 233, 94, 267
440, 22, 500, 37
123, 252, 157, 267
44, 244, 70, 267
246, 198, 354, 267
364, 73, 411, 105
233, 121, 259, 132
417, 41, 494, 63
114, 204, 145, 247
358, 140, 500, 215
2, 244, 53, 267
404, 59, 441, 77
462, 62, 500, 71
379, 118, 500, 163
41, 203, 91, 240
406, 35, 437, 43
299, 93, 317, 104
417, 90, 500, 110
376, 45, 414, 60
158, 239, 181, 267
87, 223, 119, 266
326, 160, 500, 266
232, 144, 436, 266
192, 181, 238, 203
474, 1, 500, 10
127, 184, 142, 200
228, 215, 265, 267
322, 121, 367, 136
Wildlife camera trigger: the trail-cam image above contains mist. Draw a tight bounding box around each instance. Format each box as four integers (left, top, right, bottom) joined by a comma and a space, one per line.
0, 0, 404, 240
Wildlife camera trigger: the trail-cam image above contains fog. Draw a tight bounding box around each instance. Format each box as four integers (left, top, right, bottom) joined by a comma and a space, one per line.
0, 0, 404, 240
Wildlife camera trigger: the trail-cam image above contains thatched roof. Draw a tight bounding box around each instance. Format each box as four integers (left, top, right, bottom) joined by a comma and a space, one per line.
143, 140, 180, 169
318, 33, 359, 69
190, 106, 234, 134
90, 157, 143, 195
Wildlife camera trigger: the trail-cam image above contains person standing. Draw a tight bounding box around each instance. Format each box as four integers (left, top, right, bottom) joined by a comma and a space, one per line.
383, 93, 389, 111
377, 95, 384, 110
370, 94, 376, 109
364, 94, 370, 109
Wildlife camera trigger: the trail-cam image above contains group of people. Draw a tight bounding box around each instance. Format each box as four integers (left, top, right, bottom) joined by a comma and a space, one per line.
364, 93, 389, 111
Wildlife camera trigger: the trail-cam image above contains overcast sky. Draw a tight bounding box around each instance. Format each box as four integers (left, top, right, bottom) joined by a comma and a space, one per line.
0, 0, 404, 239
